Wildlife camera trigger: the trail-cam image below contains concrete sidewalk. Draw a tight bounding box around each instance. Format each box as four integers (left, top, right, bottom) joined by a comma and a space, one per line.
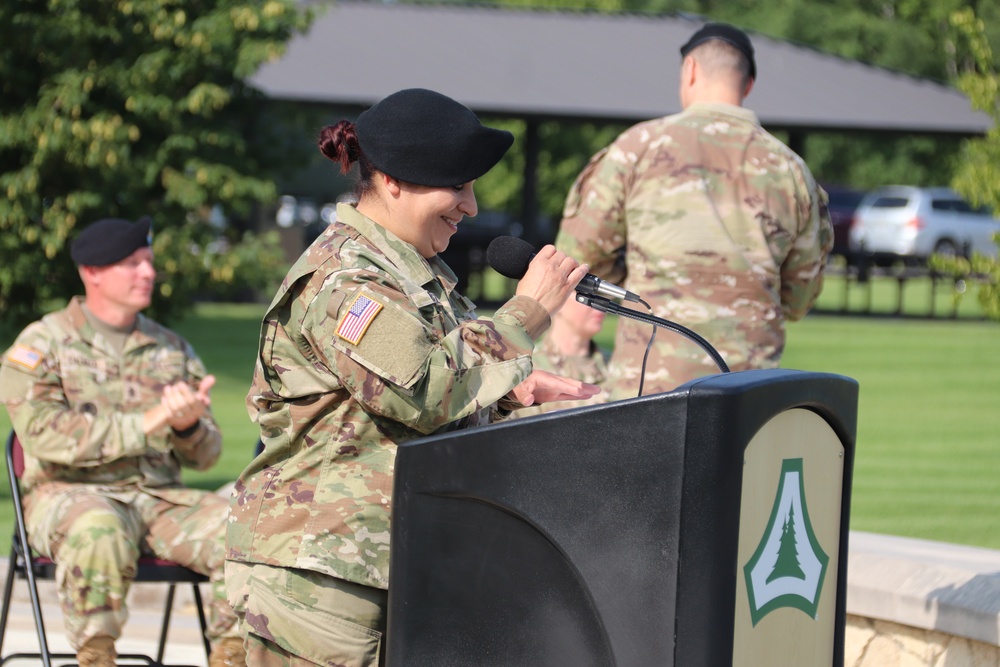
0, 558, 210, 666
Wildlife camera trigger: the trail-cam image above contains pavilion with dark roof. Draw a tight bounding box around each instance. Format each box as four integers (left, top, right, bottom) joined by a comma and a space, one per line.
251, 2, 990, 240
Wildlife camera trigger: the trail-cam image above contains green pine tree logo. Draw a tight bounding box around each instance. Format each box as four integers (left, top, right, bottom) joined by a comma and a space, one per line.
743, 458, 828, 626
766, 507, 806, 583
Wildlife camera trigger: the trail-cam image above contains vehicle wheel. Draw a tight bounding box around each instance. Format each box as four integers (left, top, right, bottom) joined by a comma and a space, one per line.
933, 239, 959, 257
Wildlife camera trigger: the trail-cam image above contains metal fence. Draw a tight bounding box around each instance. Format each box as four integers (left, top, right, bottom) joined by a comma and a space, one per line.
813, 256, 992, 320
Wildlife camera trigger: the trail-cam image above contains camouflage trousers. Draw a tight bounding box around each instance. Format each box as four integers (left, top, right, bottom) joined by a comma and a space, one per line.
226, 561, 386, 667
23, 483, 239, 650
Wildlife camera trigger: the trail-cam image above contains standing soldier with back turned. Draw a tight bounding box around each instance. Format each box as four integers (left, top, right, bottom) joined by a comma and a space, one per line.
556, 22, 833, 400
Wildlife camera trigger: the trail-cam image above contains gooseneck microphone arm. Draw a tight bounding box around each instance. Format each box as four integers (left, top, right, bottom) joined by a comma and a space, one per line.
576, 293, 731, 375
484, 235, 731, 391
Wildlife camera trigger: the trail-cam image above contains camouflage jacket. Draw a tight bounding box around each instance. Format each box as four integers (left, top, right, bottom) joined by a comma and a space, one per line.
0, 297, 222, 500
556, 102, 833, 399
228, 203, 549, 589
510, 336, 610, 420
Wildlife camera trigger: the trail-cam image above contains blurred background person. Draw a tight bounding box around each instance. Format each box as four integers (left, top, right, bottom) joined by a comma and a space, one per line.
226, 88, 598, 667
556, 23, 833, 400
512, 294, 611, 420
0, 217, 245, 667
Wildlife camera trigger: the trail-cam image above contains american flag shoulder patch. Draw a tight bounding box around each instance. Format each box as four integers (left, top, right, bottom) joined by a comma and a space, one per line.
6, 344, 44, 371
336, 293, 384, 345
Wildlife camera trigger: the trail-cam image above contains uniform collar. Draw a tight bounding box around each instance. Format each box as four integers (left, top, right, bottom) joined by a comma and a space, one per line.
683, 102, 760, 127
67, 296, 158, 351
336, 202, 458, 290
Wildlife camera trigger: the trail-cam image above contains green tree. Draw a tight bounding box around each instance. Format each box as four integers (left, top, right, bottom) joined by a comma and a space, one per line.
712, 0, 1000, 191
0, 0, 313, 337
929, 8, 1000, 321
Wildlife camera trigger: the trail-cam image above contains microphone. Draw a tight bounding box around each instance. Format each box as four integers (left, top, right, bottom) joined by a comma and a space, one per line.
486, 236, 642, 303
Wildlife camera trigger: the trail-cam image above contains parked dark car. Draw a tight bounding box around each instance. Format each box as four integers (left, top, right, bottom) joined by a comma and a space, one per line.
822, 185, 867, 258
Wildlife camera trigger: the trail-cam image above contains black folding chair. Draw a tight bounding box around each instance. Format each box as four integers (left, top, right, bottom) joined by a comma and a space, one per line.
0, 430, 212, 667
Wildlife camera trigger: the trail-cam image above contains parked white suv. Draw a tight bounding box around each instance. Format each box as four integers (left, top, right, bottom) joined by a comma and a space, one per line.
848, 186, 1000, 264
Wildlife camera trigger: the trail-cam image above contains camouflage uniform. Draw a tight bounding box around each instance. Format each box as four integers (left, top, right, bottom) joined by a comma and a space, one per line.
0, 296, 237, 649
556, 102, 833, 400
510, 335, 610, 420
226, 203, 548, 665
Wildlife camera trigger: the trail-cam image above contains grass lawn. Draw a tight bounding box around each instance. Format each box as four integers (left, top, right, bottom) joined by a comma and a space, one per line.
781, 315, 1000, 548
1, 294, 998, 550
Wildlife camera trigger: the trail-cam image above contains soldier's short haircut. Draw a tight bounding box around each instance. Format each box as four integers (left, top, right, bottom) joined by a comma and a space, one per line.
680, 22, 757, 81
690, 40, 754, 89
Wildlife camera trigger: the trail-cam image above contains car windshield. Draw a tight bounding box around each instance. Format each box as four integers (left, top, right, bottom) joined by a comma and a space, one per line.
871, 196, 909, 208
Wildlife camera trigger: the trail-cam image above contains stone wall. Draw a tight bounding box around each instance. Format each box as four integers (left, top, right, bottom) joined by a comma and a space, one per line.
845, 615, 1000, 666
845, 531, 1000, 667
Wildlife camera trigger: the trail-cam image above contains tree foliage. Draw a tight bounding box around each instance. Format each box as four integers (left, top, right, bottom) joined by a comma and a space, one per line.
716, 0, 999, 192
929, 8, 1000, 321
0, 0, 312, 337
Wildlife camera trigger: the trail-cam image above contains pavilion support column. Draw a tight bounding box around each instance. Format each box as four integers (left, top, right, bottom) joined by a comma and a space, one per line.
787, 130, 806, 159
520, 119, 542, 244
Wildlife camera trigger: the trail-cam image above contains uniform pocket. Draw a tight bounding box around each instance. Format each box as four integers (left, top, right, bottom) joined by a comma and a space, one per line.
242, 565, 383, 667
145, 349, 188, 386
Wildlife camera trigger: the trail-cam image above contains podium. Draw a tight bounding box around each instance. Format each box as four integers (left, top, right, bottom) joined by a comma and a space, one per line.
386, 369, 857, 666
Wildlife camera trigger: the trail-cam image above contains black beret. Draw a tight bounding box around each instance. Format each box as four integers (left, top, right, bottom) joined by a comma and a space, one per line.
70, 217, 153, 266
355, 88, 514, 188
680, 22, 757, 81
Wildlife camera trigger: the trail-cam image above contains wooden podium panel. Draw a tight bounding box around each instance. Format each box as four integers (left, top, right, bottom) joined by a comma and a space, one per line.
734, 409, 845, 666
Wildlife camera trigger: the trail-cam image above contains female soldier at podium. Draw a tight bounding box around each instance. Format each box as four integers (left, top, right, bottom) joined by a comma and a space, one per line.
225, 88, 599, 667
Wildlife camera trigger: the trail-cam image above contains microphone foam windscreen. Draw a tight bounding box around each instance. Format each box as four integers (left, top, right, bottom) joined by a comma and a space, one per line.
486, 236, 536, 279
